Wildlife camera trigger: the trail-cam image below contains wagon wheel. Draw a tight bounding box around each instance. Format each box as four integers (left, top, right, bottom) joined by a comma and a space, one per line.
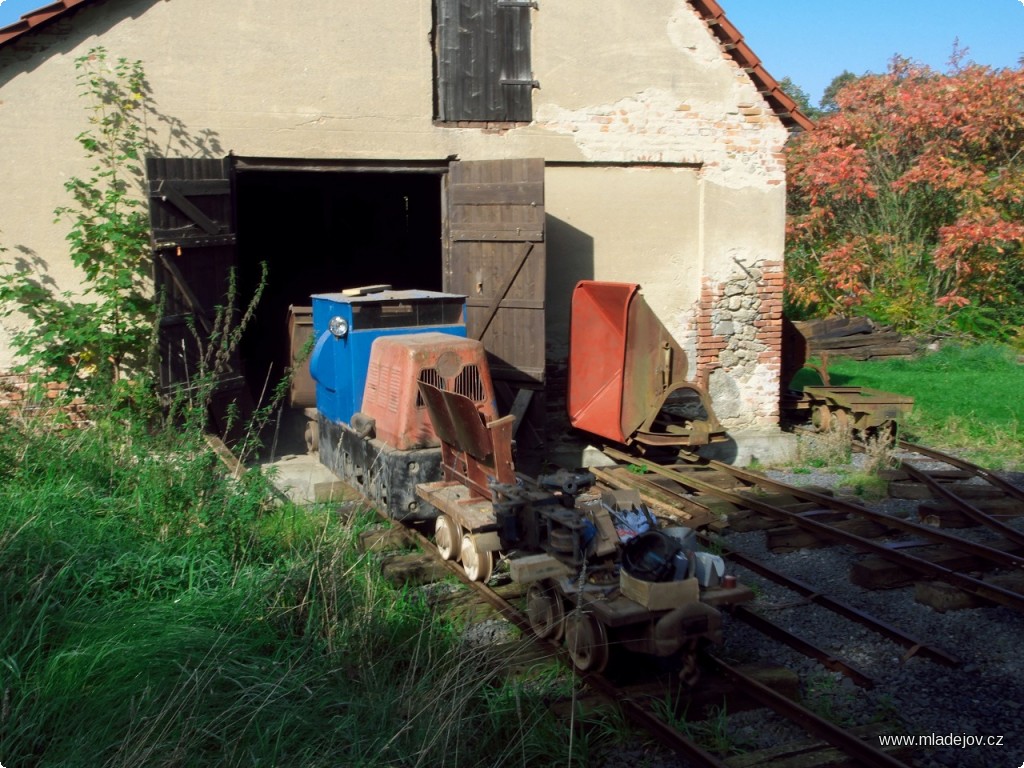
811, 403, 832, 431
677, 640, 701, 688
434, 515, 462, 561
460, 534, 493, 582
527, 581, 565, 641
564, 612, 609, 673
833, 407, 850, 432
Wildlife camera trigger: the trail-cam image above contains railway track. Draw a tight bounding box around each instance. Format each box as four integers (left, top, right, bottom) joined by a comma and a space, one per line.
893, 440, 1024, 544
365, 495, 916, 767
600, 446, 1024, 613
261, 433, 1023, 766
582, 441, 1024, 767
592, 463, 962, 670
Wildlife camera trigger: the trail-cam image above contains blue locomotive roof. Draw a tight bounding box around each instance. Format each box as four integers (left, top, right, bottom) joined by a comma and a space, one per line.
311, 289, 466, 304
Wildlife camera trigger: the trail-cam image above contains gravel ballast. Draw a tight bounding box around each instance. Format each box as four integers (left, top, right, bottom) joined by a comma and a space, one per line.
708, 450, 1024, 768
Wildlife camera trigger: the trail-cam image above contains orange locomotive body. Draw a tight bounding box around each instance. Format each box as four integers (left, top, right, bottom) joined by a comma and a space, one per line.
318, 332, 498, 520
360, 333, 499, 451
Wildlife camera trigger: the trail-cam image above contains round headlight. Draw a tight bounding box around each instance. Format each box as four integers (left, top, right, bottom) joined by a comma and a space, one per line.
328, 316, 349, 338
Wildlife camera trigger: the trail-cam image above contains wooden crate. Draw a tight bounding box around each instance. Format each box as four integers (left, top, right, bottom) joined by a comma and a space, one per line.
620, 571, 698, 611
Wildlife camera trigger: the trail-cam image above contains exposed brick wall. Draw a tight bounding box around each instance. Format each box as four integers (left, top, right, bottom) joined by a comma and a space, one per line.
534, 8, 790, 186
0, 371, 91, 426
694, 260, 784, 430
536, 88, 788, 187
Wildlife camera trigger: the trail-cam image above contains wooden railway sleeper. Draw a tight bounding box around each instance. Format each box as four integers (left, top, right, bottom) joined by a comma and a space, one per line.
600, 448, 1024, 613
595, 456, 964, 667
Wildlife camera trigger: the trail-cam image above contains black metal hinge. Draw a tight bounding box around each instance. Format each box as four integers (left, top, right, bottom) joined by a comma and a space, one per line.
501, 79, 540, 88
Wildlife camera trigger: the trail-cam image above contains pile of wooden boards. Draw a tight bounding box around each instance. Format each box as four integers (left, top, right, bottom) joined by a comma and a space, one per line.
790, 316, 917, 361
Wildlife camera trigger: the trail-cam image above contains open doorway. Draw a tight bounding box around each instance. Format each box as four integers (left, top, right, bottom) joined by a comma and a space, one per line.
232, 167, 444, 454
233, 168, 444, 405
148, 156, 545, 456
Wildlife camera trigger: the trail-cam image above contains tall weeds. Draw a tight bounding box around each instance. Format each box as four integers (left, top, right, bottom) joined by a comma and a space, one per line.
0, 414, 580, 767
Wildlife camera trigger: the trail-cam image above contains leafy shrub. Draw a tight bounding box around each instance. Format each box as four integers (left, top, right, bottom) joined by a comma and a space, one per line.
0, 48, 153, 401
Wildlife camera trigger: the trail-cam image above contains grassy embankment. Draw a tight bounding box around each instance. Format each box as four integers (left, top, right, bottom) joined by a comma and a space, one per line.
797, 343, 1024, 470
0, 409, 606, 767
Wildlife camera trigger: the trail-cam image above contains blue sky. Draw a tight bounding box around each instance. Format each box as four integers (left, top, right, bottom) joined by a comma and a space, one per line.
0, 0, 46, 28
723, 0, 1024, 105
1, 0, 1022, 107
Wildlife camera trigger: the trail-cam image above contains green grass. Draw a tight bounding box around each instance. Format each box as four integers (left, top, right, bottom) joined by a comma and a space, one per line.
0, 410, 585, 767
793, 343, 1024, 470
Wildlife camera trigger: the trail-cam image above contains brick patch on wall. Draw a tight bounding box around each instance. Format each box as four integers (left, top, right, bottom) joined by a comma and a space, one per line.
0, 371, 92, 426
695, 260, 784, 429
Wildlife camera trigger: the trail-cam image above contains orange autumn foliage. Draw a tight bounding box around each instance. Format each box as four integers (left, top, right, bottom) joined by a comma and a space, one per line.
786, 55, 1024, 338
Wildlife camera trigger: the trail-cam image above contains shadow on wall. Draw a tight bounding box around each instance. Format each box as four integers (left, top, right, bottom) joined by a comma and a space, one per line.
0, 41, 224, 358
0, 0, 165, 85
545, 215, 594, 363
151, 111, 224, 160
0, 0, 223, 156
139, 63, 224, 160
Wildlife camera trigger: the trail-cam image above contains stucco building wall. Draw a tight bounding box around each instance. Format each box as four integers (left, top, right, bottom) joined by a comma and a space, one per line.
0, 0, 790, 431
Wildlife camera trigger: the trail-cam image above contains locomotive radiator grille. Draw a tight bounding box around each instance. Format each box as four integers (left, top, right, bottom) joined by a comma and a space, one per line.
453, 365, 485, 402
416, 368, 445, 407
415, 365, 486, 406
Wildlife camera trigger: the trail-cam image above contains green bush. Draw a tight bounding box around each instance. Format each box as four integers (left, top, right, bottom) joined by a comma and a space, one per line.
0, 48, 153, 400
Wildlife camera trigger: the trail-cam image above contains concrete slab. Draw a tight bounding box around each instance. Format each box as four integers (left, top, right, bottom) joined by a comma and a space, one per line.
700, 428, 799, 467
261, 451, 351, 506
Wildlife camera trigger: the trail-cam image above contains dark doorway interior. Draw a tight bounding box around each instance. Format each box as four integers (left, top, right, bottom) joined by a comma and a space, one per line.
233, 169, 443, 406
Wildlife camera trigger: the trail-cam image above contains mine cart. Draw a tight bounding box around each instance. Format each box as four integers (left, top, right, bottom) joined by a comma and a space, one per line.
567, 280, 726, 449
802, 385, 914, 435
780, 318, 914, 436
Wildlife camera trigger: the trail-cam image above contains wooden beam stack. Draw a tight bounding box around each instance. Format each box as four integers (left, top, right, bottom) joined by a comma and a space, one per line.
791, 317, 917, 361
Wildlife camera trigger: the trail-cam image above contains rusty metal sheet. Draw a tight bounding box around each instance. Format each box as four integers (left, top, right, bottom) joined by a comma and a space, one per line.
567, 281, 635, 444
418, 382, 492, 461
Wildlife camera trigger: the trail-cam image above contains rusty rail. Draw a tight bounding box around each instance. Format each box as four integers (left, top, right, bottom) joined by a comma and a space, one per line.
895, 440, 1024, 548
593, 463, 962, 667
899, 440, 1024, 504
708, 458, 1024, 572
601, 447, 1024, 613
719, 547, 961, 668
706, 655, 914, 768
389, 511, 734, 768
729, 605, 874, 688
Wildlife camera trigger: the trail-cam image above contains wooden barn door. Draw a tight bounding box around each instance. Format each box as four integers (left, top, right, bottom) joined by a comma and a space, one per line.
147, 156, 253, 437
444, 158, 545, 442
